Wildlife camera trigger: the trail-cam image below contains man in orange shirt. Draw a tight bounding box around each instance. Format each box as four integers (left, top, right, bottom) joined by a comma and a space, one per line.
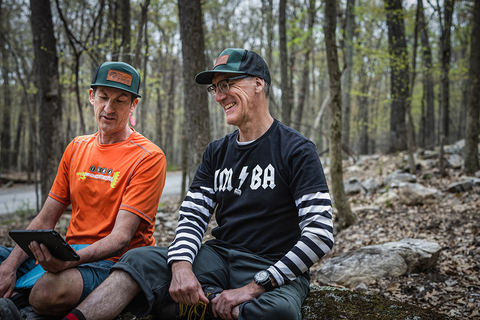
0, 62, 166, 319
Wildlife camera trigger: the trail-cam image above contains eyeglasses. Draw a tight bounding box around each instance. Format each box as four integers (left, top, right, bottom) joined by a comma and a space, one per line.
207, 75, 249, 97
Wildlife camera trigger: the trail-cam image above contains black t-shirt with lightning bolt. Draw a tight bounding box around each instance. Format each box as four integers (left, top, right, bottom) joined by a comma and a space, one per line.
168, 119, 334, 286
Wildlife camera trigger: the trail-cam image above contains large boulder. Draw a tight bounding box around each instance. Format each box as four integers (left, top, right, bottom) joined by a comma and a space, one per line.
316, 239, 442, 288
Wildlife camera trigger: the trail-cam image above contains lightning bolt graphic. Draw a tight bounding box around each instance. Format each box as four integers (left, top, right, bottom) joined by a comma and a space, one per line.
238, 166, 249, 190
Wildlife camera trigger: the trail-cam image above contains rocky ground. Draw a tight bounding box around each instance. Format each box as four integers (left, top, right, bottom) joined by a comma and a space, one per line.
310, 152, 480, 319
0, 150, 479, 319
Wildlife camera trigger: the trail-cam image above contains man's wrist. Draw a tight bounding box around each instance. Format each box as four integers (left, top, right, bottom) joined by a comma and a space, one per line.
254, 270, 274, 292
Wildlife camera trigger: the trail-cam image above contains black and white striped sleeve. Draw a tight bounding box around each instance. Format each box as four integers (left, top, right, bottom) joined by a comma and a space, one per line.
167, 186, 217, 265
267, 191, 333, 286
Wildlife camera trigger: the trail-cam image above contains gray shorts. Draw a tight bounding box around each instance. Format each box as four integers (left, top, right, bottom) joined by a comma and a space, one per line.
113, 244, 309, 320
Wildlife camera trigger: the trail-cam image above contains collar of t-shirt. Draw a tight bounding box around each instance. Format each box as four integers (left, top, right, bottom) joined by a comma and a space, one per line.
237, 138, 255, 146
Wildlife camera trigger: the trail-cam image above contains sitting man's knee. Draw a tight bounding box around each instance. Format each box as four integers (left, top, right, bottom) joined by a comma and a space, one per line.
30, 272, 83, 315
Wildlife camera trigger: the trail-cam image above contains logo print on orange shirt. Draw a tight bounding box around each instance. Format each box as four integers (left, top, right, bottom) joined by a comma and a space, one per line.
107, 69, 133, 86
76, 167, 120, 188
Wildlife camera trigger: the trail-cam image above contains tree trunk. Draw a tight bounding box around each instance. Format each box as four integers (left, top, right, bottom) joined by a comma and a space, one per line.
295, 0, 315, 134
358, 64, 369, 155
385, 0, 409, 153
464, 0, 480, 174
120, 0, 131, 64
0, 29, 11, 172
418, 0, 435, 150
138, 12, 150, 134
133, 0, 150, 68
439, 0, 454, 144
405, 2, 420, 175
165, 59, 176, 163
30, 0, 63, 204
177, 0, 211, 180
156, 86, 163, 149
341, 0, 355, 151
324, 0, 356, 230
279, 0, 292, 126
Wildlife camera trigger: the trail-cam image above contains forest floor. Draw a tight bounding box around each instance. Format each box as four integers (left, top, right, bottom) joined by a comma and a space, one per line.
0, 153, 479, 319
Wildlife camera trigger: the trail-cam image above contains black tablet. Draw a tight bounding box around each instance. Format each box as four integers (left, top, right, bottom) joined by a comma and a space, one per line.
9, 229, 80, 261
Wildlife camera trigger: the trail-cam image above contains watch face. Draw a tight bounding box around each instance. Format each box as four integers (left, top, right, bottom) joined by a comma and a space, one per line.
255, 270, 269, 282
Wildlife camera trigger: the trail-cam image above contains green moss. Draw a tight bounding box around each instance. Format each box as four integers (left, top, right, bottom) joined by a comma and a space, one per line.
301, 286, 457, 320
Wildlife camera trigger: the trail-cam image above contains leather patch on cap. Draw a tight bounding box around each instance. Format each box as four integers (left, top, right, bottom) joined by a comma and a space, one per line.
214, 55, 229, 68
107, 69, 133, 86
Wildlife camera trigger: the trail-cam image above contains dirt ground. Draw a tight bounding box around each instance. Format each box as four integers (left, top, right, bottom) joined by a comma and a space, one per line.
0, 153, 479, 319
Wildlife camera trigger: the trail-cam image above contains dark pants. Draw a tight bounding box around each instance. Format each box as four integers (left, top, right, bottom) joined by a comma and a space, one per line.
113, 244, 309, 320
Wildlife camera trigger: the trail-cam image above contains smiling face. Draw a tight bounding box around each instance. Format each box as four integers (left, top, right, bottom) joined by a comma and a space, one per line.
89, 86, 138, 144
212, 73, 259, 128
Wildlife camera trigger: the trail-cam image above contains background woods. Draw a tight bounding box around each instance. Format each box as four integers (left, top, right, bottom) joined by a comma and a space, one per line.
0, 0, 479, 200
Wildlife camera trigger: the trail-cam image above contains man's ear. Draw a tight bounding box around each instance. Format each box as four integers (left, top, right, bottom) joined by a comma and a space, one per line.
254, 77, 265, 94
88, 88, 95, 105
130, 97, 139, 112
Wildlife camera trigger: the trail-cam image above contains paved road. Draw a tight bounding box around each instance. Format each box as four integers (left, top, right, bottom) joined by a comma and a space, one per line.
0, 171, 183, 215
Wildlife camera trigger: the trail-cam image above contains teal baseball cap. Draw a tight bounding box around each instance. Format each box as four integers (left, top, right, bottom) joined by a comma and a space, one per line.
195, 48, 271, 85
91, 61, 141, 98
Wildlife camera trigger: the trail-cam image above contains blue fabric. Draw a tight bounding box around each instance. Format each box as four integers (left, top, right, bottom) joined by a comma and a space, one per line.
14, 244, 90, 289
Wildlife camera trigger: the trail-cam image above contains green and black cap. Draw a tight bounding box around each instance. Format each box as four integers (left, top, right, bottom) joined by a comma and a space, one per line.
91, 61, 141, 98
195, 48, 271, 85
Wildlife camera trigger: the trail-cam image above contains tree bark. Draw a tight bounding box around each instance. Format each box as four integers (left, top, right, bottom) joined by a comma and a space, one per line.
120, 0, 131, 64
341, 0, 355, 151
405, 3, 420, 175
295, 0, 315, 133
418, 0, 435, 150
438, 0, 454, 176
165, 58, 176, 163
464, 0, 480, 174
133, 0, 150, 68
439, 0, 454, 144
385, 0, 409, 153
279, 0, 292, 126
137, 6, 150, 134
0, 23, 11, 172
177, 0, 211, 180
30, 0, 63, 204
324, 0, 356, 230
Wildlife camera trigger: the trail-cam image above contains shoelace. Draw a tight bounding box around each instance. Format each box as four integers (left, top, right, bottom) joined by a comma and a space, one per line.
178, 292, 212, 320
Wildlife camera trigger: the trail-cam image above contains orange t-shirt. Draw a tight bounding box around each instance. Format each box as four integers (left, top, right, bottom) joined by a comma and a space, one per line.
49, 130, 166, 262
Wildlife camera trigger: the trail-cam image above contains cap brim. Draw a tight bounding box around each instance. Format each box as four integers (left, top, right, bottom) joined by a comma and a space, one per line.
91, 84, 141, 98
195, 70, 246, 85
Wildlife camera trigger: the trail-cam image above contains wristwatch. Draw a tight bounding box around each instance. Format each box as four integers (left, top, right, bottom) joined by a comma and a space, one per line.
254, 270, 274, 291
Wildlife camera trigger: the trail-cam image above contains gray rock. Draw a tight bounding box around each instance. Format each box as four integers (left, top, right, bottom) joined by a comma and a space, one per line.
397, 183, 442, 205
446, 154, 463, 169
374, 190, 399, 205
447, 180, 473, 193
343, 177, 365, 195
423, 150, 438, 159
362, 177, 379, 193
316, 238, 442, 288
385, 170, 417, 184
444, 139, 465, 155
352, 205, 381, 213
